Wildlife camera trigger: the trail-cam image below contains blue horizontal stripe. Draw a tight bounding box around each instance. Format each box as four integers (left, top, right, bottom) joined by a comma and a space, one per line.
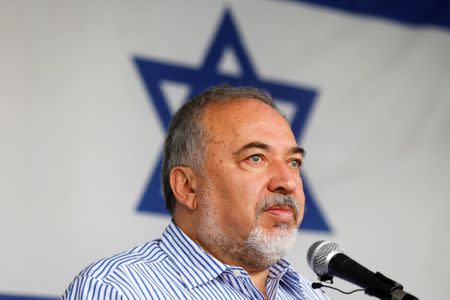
289, 0, 450, 30
0, 294, 56, 300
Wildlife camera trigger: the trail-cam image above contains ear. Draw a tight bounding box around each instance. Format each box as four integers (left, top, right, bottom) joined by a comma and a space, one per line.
169, 166, 199, 211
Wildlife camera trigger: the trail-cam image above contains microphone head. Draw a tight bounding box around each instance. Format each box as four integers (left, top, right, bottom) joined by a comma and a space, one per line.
307, 240, 342, 276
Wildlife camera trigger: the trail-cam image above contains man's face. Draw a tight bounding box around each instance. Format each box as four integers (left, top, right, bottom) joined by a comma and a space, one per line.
194, 98, 305, 270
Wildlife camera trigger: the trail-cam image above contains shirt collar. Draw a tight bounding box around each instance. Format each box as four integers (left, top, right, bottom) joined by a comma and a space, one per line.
269, 259, 305, 298
268, 258, 297, 279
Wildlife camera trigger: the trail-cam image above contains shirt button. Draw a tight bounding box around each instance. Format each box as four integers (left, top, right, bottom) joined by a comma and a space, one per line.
233, 269, 241, 277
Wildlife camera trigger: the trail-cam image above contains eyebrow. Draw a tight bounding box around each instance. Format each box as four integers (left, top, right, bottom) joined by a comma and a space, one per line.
289, 146, 306, 158
233, 141, 305, 158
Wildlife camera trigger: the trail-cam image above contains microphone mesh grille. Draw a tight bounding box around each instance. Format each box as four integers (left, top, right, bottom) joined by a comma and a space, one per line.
307, 240, 341, 276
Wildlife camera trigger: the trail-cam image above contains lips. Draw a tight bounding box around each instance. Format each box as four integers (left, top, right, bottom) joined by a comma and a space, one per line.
256, 194, 300, 223
266, 205, 293, 212
264, 205, 295, 220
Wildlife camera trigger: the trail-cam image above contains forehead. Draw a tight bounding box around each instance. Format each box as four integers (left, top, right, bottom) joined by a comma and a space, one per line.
201, 98, 297, 147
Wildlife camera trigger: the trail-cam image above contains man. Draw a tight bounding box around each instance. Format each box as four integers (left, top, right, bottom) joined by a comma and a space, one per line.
63, 85, 329, 299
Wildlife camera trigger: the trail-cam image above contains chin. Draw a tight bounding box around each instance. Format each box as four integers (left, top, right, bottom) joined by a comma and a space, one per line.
278, 221, 296, 229
246, 223, 297, 261
266, 221, 297, 233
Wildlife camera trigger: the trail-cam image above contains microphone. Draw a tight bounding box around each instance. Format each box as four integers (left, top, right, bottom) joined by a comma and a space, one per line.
307, 240, 418, 300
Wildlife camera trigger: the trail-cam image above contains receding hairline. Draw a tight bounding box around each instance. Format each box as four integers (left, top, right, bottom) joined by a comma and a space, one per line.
203, 95, 275, 108
198, 96, 292, 149
199, 95, 281, 120
199, 95, 287, 126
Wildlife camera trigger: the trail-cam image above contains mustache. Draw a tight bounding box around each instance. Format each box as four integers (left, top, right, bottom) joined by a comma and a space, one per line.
256, 194, 300, 220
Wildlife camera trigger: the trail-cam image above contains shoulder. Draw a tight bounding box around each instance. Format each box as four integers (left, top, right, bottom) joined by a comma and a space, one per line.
63, 239, 168, 299
79, 239, 166, 280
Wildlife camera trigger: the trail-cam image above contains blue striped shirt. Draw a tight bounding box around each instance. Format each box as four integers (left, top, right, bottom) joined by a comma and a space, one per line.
63, 221, 330, 299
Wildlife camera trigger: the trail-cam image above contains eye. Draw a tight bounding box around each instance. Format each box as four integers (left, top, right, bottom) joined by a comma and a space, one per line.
289, 159, 302, 168
248, 154, 263, 163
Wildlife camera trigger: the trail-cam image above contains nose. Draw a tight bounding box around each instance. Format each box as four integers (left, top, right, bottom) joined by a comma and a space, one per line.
267, 159, 300, 195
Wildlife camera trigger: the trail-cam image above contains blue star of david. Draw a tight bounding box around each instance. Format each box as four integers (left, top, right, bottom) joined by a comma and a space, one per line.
133, 9, 330, 232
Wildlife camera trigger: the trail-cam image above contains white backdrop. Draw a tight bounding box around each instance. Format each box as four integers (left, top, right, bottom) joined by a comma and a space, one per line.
1, 1, 449, 299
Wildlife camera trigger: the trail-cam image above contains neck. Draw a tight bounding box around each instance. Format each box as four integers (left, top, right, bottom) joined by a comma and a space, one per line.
248, 268, 270, 299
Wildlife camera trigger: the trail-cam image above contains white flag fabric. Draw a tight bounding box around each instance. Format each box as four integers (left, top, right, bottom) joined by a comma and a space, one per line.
1, 1, 449, 299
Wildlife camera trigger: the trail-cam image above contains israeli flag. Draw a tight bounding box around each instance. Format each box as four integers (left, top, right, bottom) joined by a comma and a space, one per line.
0, 1, 448, 299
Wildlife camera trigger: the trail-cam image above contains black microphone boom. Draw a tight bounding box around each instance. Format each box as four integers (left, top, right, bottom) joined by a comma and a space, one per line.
307, 241, 418, 300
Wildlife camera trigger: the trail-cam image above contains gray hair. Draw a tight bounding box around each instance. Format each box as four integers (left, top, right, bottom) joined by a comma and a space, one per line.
162, 84, 279, 215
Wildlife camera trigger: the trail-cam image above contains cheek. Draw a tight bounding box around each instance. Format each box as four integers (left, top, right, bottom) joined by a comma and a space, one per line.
220, 180, 257, 214
213, 175, 263, 226
295, 189, 306, 223
203, 156, 270, 222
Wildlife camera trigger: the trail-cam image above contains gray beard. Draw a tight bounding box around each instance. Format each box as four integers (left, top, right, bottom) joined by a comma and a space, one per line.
244, 223, 297, 269
197, 194, 298, 270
